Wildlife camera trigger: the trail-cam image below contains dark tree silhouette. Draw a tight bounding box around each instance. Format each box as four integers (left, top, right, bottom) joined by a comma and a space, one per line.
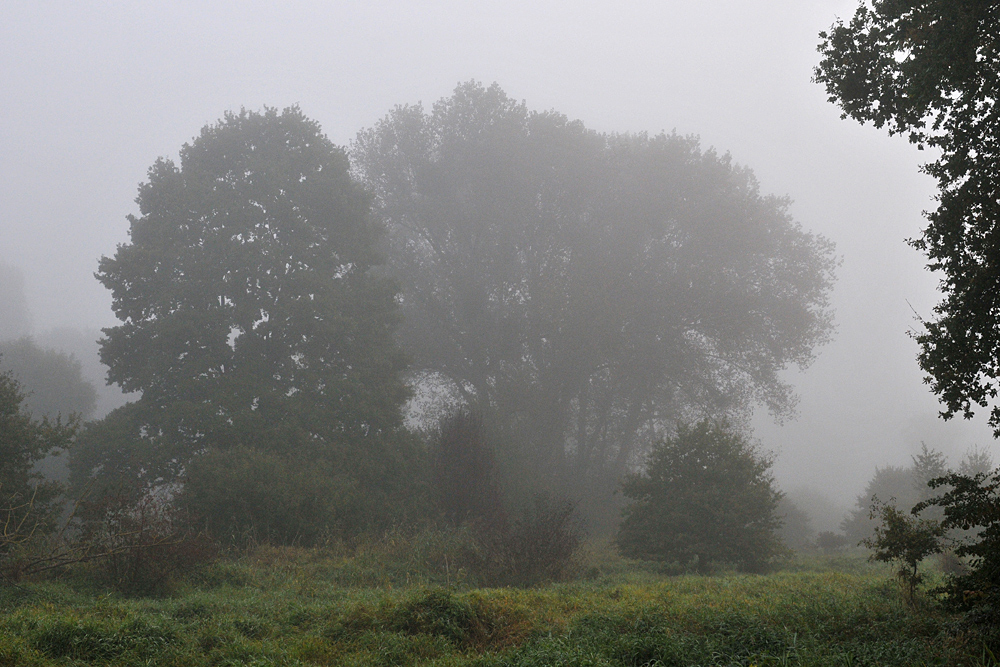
816, 2, 1000, 434
76, 107, 410, 492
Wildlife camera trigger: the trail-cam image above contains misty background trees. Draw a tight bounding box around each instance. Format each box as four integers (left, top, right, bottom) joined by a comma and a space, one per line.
1, 82, 842, 570
354, 82, 837, 528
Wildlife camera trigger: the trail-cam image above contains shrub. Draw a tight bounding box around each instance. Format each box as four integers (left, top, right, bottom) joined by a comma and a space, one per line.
79, 486, 216, 596
861, 497, 945, 606
179, 447, 361, 547
616, 420, 786, 572
474, 494, 584, 587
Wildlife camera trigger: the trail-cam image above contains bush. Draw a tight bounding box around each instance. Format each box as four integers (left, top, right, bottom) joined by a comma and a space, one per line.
179, 447, 361, 547
79, 486, 216, 596
474, 494, 584, 587
861, 497, 945, 606
616, 420, 786, 573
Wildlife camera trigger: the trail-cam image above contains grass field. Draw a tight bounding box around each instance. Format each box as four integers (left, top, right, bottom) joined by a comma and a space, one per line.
0, 541, 993, 667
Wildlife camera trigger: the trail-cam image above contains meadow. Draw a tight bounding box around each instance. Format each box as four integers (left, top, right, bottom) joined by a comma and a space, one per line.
0, 536, 993, 667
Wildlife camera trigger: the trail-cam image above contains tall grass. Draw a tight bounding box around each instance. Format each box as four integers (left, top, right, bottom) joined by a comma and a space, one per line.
0, 535, 992, 666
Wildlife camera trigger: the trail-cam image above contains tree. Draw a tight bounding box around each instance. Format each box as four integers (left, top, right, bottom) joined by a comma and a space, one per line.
776, 495, 814, 551
915, 469, 1000, 644
0, 337, 97, 421
815, 2, 1000, 434
353, 82, 837, 521
432, 409, 505, 530
615, 420, 786, 572
75, 107, 411, 498
862, 497, 946, 606
0, 364, 77, 572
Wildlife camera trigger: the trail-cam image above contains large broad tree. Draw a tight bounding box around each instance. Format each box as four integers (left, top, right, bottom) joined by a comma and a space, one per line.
815, 1, 1000, 433
75, 107, 410, 489
353, 82, 836, 517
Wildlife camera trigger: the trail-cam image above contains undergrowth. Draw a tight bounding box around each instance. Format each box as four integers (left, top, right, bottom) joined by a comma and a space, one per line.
0, 536, 993, 666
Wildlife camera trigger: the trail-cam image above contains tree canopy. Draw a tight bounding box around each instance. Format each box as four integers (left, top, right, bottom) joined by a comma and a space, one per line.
353, 82, 837, 514
616, 420, 785, 572
815, 1, 1000, 433
77, 107, 410, 487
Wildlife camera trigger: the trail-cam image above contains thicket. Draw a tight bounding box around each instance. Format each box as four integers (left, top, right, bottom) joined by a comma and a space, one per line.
842, 444, 993, 545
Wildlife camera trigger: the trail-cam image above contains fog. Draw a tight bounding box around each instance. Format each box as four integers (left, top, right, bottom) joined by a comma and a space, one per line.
1, 1, 994, 518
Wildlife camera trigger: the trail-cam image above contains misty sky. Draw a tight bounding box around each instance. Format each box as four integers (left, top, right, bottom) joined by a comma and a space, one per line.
1, 1, 994, 509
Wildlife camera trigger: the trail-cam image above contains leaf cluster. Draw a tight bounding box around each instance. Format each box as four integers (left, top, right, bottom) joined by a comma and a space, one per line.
816, 2, 1000, 434
861, 496, 945, 605
914, 470, 1000, 638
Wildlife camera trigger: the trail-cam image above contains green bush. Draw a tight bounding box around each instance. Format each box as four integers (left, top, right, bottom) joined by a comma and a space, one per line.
861, 497, 945, 606
180, 447, 360, 547
617, 420, 786, 573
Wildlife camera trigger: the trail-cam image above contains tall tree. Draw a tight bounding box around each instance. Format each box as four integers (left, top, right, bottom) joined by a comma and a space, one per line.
815, 1, 1000, 434
76, 107, 409, 487
353, 82, 837, 512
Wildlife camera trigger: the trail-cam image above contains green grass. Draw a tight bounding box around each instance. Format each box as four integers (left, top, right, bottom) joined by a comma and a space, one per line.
0, 544, 992, 667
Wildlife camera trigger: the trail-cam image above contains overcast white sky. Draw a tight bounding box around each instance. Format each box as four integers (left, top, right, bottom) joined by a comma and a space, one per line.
1, 0, 994, 507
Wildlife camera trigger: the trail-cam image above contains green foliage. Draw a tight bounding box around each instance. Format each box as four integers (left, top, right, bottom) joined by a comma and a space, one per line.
0, 365, 77, 579
181, 447, 362, 546
0, 557, 982, 666
915, 469, 1000, 646
816, 2, 1000, 436
354, 81, 837, 520
861, 497, 945, 606
80, 106, 410, 491
616, 420, 786, 572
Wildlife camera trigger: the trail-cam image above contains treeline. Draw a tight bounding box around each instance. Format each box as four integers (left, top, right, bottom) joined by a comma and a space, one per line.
2, 82, 838, 584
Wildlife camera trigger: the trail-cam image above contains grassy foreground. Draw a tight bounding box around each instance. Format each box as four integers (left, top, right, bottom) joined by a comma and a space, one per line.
0, 545, 992, 667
